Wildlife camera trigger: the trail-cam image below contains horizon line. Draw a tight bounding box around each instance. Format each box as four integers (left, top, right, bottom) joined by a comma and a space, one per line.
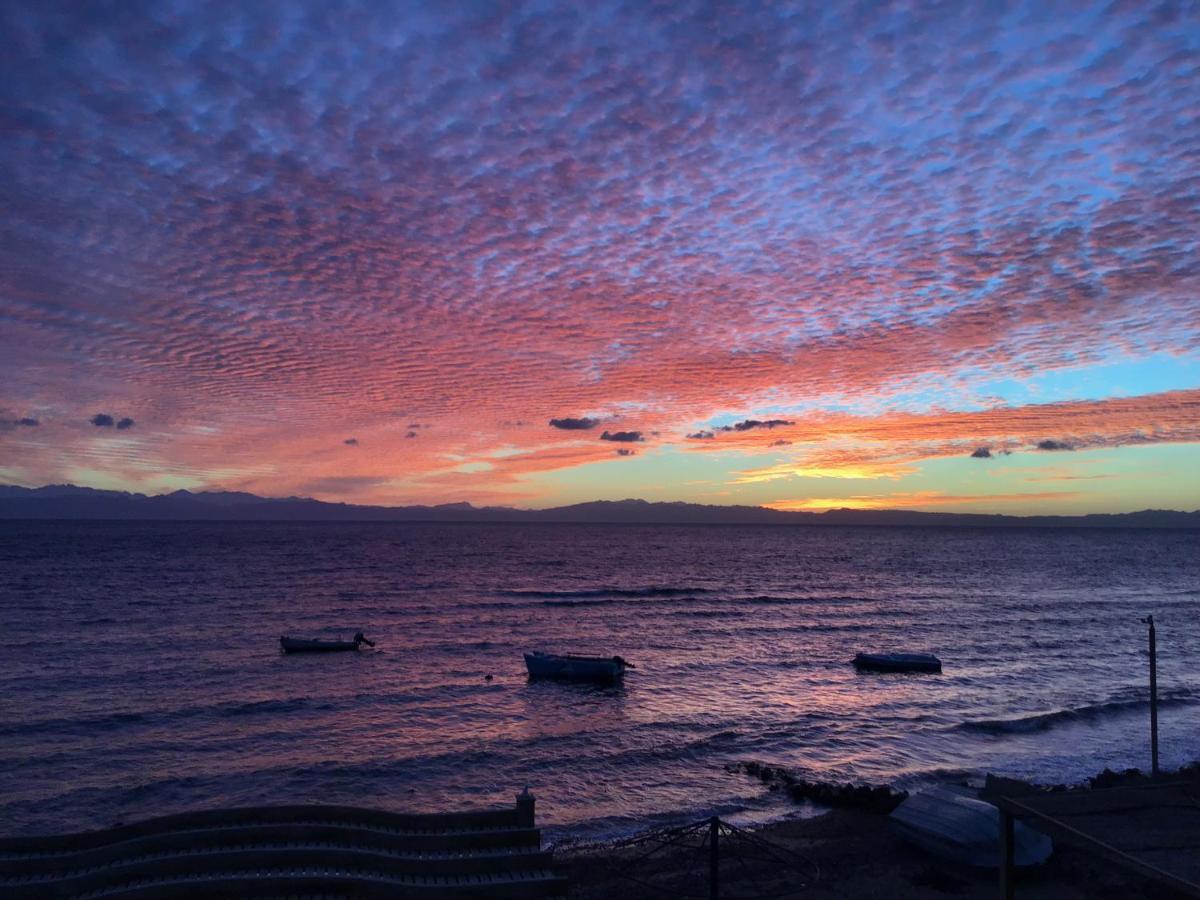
2, 482, 1197, 521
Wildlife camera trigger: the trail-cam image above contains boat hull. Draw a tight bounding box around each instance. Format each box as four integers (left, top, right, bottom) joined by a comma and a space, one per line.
524, 652, 625, 683
280, 637, 361, 653
854, 652, 942, 673
890, 786, 1052, 867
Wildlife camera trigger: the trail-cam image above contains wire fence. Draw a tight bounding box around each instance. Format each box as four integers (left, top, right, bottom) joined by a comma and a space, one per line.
609, 814, 820, 898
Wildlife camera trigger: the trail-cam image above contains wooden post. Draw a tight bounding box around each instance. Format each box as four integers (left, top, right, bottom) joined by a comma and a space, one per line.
1144, 615, 1159, 777
709, 816, 720, 900
516, 787, 535, 827
999, 809, 1015, 900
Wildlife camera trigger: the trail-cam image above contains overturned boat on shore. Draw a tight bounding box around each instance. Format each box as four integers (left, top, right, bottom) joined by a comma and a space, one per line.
853, 652, 942, 673
524, 651, 633, 683
891, 785, 1052, 867
280, 632, 375, 654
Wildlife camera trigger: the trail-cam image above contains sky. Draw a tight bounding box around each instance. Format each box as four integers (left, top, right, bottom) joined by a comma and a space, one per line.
0, 1, 1198, 513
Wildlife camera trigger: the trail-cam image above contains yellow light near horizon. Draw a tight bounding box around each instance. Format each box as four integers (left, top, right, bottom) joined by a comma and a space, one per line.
766, 497, 889, 511
731, 461, 914, 484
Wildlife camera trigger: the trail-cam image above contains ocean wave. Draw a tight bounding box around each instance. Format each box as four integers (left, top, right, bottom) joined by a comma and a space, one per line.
501, 586, 713, 599
539, 597, 622, 607
957, 689, 1197, 735
217, 697, 317, 718
2, 695, 326, 738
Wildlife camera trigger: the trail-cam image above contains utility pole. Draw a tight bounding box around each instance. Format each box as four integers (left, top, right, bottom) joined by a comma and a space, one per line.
1142, 615, 1159, 777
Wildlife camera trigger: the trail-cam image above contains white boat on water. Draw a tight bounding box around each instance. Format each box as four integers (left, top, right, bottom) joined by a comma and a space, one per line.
890, 785, 1052, 867
524, 651, 632, 683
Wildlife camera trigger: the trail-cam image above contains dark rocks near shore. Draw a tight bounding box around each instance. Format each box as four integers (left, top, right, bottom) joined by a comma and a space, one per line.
982, 773, 1067, 797
986, 760, 1200, 797
1087, 760, 1200, 789
732, 761, 908, 813
738, 760, 1200, 818
1089, 767, 1146, 789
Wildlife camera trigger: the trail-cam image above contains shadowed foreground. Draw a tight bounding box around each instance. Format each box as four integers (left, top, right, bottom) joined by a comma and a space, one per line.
564, 806, 1188, 899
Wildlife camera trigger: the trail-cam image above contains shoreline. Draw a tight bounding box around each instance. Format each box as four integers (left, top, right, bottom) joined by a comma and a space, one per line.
563, 764, 1200, 898
563, 807, 1170, 899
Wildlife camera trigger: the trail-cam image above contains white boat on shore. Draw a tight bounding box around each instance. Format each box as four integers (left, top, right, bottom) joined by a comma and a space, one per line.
524, 651, 633, 683
890, 785, 1052, 867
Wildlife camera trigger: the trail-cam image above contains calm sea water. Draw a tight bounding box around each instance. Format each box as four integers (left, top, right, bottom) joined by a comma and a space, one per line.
1, 521, 1197, 841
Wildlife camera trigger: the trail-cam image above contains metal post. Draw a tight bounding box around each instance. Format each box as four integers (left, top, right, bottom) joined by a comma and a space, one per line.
999, 809, 1015, 900
1143, 615, 1159, 777
709, 816, 719, 900
516, 786, 535, 827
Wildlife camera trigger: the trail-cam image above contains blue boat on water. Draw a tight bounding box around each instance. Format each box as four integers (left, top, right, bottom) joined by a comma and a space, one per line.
524, 651, 633, 683
280, 632, 375, 654
853, 651, 942, 673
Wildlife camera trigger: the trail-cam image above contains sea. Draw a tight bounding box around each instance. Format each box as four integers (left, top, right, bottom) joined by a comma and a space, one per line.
1, 521, 1197, 842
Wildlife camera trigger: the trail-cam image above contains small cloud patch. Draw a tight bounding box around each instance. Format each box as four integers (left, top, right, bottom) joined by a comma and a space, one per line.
0, 413, 40, 432
770, 439, 792, 447
344, 438, 359, 446
600, 430, 643, 442
689, 419, 794, 439
722, 419, 794, 432
615, 448, 636, 456
549, 417, 599, 430
971, 447, 992, 458
90, 413, 135, 429
1035, 439, 1074, 451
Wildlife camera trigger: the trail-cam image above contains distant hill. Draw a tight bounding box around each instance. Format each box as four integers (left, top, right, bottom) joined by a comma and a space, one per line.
0, 484, 1197, 528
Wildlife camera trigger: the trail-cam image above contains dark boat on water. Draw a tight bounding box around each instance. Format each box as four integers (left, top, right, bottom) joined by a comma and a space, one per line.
280, 632, 374, 654
853, 652, 942, 673
524, 651, 633, 683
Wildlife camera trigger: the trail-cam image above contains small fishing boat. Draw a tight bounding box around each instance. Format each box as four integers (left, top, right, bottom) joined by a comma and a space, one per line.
890, 785, 1052, 867
280, 632, 375, 654
524, 651, 633, 683
853, 652, 942, 673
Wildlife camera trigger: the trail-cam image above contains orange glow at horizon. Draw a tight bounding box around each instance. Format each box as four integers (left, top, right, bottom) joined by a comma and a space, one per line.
766, 491, 1081, 512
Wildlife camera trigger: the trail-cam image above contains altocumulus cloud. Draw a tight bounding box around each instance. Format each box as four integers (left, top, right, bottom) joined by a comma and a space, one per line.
1, 2, 1198, 500
600, 430, 643, 442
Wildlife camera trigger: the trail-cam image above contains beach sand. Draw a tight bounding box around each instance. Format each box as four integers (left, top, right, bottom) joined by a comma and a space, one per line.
563, 806, 1178, 899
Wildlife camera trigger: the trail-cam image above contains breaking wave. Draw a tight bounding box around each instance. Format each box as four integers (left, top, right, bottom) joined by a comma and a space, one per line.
957, 689, 1197, 735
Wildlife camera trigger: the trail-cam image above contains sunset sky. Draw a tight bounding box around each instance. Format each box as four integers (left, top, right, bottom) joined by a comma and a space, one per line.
1, 2, 1198, 513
